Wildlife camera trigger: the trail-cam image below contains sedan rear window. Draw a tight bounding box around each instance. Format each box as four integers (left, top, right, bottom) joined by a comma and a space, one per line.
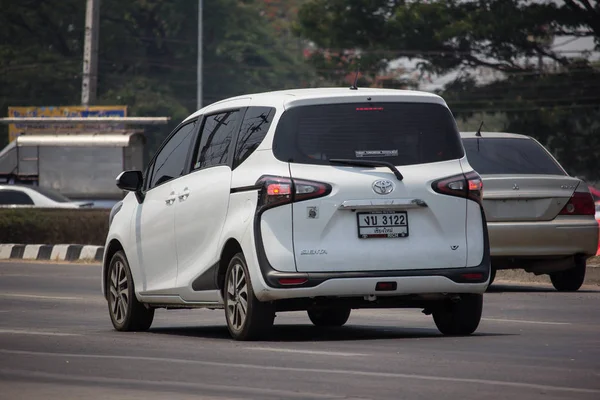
462, 137, 565, 175
27, 186, 71, 202
273, 102, 464, 166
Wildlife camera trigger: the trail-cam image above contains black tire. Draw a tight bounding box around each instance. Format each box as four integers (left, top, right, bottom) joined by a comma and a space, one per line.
432, 294, 483, 336
307, 307, 351, 327
107, 251, 154, 331
550, 257, 586, 292
224, 253, 274, 341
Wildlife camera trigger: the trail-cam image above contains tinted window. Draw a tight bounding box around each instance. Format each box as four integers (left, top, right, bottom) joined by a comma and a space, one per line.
149, 121, 197, 189
27, 186, 70, 202
233, 107, 275, 169
463, 138, 565, 175
194, 111, 240, 170
0, 190, 34, 205
273, 102, 463, 166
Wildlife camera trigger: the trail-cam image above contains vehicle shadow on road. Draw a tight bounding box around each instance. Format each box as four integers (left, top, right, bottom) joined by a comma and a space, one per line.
488, 284, 599, 293
148, 324, 514, 342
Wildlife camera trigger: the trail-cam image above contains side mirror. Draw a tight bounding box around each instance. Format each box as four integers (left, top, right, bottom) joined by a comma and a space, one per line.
116, 170, 144, 203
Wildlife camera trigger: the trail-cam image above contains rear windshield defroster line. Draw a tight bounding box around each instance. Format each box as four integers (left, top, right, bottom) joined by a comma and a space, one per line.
272, 102, 464, 167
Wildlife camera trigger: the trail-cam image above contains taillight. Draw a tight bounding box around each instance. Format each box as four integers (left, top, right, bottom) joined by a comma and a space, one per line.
559, 192, 595, 215
432, 171, 483, 205
256, 175, 332, 212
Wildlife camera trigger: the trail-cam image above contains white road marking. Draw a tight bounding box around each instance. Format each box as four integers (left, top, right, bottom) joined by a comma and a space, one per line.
0, 329, 80, 337
0, 293, 82, 301
248, 347, 365, 357
482, 318, 571, 326
1, 349, 597, 395
0, 369, 336, 399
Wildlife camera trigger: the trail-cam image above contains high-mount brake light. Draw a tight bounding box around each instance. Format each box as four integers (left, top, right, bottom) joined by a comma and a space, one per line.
432, 171, 483, 205
256, 175, 332, 212
559, 191, 594, 216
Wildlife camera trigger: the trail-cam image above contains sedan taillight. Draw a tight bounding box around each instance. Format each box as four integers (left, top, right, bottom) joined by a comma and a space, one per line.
559, 192, 595, 216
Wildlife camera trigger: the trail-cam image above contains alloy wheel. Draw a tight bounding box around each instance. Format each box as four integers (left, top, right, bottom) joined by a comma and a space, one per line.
226, 263, 249, 330
109, 260, 129, 324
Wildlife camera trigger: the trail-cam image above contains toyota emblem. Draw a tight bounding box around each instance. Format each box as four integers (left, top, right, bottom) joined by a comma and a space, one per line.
372, 179, 395, 195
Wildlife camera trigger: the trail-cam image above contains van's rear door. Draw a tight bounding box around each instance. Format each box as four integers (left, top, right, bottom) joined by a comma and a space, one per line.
273, 100, 470, 273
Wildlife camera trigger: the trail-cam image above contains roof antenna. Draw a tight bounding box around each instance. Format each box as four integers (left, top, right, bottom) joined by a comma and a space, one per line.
475, 121, 484, 151
350, 64, 360, 90
475, 121, 484, 137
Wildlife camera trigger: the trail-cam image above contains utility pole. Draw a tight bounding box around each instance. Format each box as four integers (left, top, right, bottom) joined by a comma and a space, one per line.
197, 0, 203, 110
82, 0, 100, 106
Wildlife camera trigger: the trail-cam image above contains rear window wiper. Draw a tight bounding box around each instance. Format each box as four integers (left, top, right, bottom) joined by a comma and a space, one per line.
329, 159, 404, 181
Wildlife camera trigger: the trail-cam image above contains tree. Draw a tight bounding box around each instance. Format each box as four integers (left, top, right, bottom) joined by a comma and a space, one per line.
296, 0, 600, 179
297, 0, 599, 74
0, 0, 316, 152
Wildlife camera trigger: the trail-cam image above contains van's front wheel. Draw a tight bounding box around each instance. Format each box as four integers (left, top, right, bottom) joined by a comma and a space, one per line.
224, 253, 274, 341
432, 294, 482, 336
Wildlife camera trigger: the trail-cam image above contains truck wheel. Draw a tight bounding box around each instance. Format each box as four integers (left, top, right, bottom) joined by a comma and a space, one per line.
307, 308, 351, 327
224, 253, 274, 341
432, 294, 483, 336
107, 251, 154, 331
550, 257, 586, 292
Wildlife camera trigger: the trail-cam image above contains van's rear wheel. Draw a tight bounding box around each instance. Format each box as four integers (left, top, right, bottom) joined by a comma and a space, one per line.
432, 294, 482, 336
307, 307, 351, 327
224, 253, 274, 341
550, 257, 586, 292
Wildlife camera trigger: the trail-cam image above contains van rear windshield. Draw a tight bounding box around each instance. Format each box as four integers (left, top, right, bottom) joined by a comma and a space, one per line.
272, 102, 464, 166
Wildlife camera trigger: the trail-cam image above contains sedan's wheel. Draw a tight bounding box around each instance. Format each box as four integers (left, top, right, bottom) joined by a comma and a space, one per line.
550, 257, 586, 292
432, 294, 483, 336
224, 253, 274, 341
308, 308, 351, 327
107, 251, 154, 331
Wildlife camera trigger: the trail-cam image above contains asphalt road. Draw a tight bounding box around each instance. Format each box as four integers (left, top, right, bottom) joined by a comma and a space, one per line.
0, 262, 599, 400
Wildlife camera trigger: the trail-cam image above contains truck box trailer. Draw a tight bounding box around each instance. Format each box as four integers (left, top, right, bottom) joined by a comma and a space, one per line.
0, 132, 145, 199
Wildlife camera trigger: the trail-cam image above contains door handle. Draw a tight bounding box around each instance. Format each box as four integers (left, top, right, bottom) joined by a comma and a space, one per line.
178, 188, 190, 201
165, 192, 176, 205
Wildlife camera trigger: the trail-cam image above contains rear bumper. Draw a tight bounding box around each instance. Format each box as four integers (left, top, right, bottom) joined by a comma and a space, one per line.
255, 275, 488, 301
488, 216, 598, 258
253, 203, 491, 300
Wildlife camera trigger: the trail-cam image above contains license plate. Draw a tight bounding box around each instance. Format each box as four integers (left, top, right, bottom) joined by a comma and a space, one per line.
357, 211, 408, 239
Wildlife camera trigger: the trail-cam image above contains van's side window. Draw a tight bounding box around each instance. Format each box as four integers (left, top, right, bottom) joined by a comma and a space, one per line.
233, 107, 275, 169
148, 121, 197, 189
194, 110, 240, 170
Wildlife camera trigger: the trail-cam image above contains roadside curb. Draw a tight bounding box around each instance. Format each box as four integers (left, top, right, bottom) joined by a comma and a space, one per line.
0, 244, 104, 262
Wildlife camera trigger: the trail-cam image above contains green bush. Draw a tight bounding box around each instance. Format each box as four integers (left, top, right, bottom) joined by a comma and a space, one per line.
0, 208, 110, 245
